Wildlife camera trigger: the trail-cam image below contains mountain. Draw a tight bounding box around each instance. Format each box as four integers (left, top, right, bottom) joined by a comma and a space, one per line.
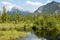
10, 7, 31, 15
34, 1, 60, 14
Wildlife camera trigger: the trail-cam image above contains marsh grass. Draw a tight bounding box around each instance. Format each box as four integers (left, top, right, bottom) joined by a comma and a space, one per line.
0, 23, 24, 31
0, 23, 33, 31
0, 23, 30, 40
0, 30, 29, 40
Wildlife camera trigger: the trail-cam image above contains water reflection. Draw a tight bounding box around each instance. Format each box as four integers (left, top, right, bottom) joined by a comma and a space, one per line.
55, 34, 60, 40
19, 33, 46, 40
19, 32, 60, 40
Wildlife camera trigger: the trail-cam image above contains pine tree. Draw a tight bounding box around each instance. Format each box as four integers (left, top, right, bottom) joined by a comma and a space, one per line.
1, 6, 7, 22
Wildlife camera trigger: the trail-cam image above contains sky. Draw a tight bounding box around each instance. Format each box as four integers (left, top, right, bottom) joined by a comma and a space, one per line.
0, 0, 60, 12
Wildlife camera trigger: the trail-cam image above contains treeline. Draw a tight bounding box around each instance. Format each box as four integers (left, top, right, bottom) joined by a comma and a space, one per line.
1, 6, 60, 30
0, 6, 24, 23
0, 6, 60, 24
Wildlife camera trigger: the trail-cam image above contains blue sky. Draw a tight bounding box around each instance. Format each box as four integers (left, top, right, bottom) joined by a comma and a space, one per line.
0, 0, 60, 12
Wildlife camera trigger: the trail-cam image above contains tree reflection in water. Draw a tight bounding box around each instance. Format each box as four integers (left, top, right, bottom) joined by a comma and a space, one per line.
32, 26, 60, 40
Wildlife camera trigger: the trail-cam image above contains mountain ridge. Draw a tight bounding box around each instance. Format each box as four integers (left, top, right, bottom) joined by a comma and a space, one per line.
34, 1, 60, 14
9, 7, 31, 15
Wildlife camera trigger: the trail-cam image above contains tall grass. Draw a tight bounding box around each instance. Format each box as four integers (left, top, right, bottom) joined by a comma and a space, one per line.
0, 30, 29, 40
0, 23, 31, 40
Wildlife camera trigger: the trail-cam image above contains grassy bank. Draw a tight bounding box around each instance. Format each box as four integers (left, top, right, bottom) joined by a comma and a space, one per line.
0, 23, 30, 40
0, 23, 32, 31
0, 30, 29, 40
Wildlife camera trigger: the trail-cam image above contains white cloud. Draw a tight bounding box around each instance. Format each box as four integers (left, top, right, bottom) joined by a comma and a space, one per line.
44, 0, 53, 5
26, 1, 43, 6
26, 0, 54, 12
26, 1, 44, 12
1, 1, 25, 11
1, 0, 53, 13
1, 1, 38, 13
1, 1, 14, 11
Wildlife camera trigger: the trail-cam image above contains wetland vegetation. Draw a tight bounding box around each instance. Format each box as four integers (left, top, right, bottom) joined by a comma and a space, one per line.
0, 6, 60, 40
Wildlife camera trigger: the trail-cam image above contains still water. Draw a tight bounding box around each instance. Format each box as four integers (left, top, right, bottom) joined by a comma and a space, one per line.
19, 32, 47, 40
18, 32, 60, 40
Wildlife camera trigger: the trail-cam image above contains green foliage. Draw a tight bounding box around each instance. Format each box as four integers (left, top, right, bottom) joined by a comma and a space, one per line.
0, 6, 60, 40
0, 31, 28, 40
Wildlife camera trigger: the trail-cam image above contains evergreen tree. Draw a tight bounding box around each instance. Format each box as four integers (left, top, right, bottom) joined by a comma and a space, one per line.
1, 6, 7, 22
